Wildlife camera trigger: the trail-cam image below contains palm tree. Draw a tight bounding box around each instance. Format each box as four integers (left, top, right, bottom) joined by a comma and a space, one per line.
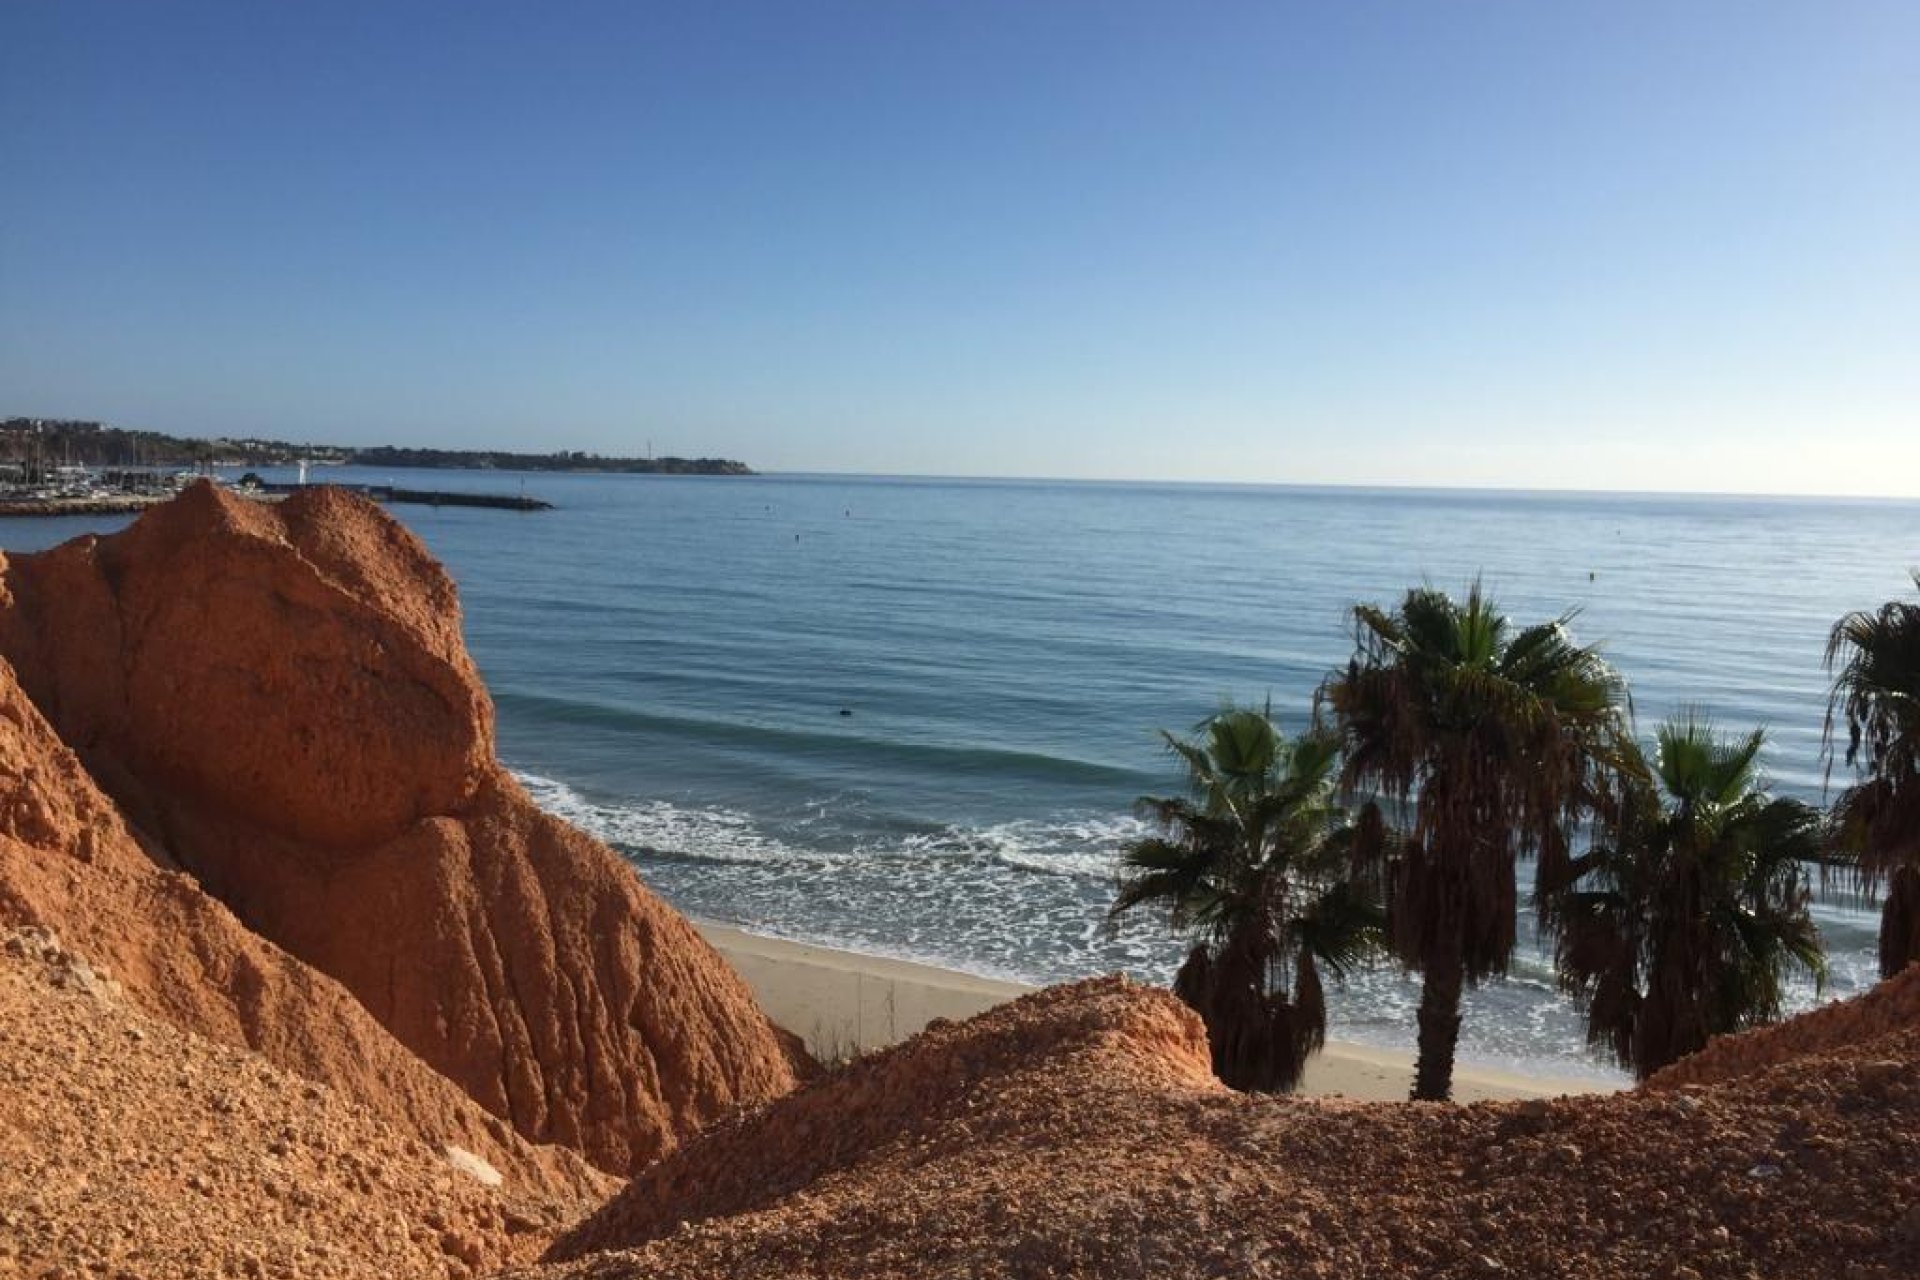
1545, 715, 1825, 1080
1825, 574, 1920, 978
1318, 583, 1633, 1101
1110, 706, 1383, 1093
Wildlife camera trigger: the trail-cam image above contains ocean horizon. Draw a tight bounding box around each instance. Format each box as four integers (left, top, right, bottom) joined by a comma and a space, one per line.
764, 471, 1920, 505
6, 465, 1915, 1083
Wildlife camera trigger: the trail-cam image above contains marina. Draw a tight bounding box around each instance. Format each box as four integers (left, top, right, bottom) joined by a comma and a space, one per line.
0, 466, 553, 516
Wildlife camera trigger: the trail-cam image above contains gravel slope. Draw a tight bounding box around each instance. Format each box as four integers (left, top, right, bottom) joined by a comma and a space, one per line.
529, 976, 1920, 1280
0, 929, 594, 1279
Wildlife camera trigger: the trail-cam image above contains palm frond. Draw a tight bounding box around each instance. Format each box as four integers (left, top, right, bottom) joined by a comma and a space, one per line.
1296, 880, 1386, 979
1114, 702, 1384, 1093
1820, 577, 1920, 974
1539, 715, 1829, 1079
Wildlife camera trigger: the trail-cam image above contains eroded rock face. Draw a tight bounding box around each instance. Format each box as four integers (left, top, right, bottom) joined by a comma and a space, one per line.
0, 485, 489, 852
0, 483, 804, 1173
0, 653, 607, 1205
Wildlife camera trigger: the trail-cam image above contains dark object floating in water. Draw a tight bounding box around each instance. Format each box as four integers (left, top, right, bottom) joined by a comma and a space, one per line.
839, 708, 852, 717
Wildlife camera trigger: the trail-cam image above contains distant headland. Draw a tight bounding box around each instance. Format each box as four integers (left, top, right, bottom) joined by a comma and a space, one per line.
1, 418, 753, 476
346, 445, 752, 475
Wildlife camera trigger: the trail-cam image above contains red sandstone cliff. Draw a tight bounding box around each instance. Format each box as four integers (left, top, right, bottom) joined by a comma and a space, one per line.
0, 653, 606, 1207
0, 483, 804, 1174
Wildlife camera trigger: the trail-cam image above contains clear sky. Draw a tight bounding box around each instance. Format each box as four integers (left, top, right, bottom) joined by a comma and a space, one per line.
3, 3, 1915, 495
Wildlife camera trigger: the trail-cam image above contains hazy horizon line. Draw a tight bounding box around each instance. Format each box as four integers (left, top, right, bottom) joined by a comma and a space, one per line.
12, 413, 1915, 503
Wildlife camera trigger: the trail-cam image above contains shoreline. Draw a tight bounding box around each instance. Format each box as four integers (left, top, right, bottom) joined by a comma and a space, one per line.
696, 921, 1616, 1102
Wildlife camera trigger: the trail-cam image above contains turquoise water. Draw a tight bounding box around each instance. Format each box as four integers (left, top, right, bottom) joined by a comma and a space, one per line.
8, 470, 1916, 1081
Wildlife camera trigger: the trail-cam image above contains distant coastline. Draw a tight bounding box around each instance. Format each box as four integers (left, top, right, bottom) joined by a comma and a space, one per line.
345, 445, 752, 475
1, 418, 752, 477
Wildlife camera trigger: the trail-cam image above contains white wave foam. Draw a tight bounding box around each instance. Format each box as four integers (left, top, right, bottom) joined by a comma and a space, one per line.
517, 770, 1143, 880
517, 771, 825, 867
514, 766, 1869, 1085
892, 815, 1147, 881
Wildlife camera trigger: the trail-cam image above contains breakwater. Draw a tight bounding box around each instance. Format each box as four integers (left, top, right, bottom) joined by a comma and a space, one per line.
0, 493, 174, 517
261, 482, 553, 511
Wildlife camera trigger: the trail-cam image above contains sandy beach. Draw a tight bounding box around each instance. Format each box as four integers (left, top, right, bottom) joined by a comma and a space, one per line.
697, 922, 1612, 1103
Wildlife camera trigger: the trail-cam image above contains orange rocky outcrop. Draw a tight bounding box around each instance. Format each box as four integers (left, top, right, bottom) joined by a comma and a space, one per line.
0, 651, 605, 1207
1647, 962, 1920, 1090
0, 483, 804, 1174
532, 977, 1920, 1280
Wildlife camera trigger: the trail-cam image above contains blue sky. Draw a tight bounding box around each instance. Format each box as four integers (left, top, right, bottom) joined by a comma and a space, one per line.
4, 2, 1915, 494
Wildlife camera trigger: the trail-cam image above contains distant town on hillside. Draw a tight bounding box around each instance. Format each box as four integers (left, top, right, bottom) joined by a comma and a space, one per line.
1, 418, 752, 476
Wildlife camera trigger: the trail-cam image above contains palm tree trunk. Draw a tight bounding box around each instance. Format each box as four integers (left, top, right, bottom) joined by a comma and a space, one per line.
1412, 942, 1464, 1101
1880, 864, 1920, 979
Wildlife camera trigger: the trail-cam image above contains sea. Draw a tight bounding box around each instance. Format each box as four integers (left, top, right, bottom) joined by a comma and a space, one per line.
5, 468, 1916, 1084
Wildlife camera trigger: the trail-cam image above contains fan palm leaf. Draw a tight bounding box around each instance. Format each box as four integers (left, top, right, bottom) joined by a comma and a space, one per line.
1110, 706, 1384, 1093
1319, 581, 1635, 1100
1544, 714, 1825, 1079
1824, 574, 1920, 975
